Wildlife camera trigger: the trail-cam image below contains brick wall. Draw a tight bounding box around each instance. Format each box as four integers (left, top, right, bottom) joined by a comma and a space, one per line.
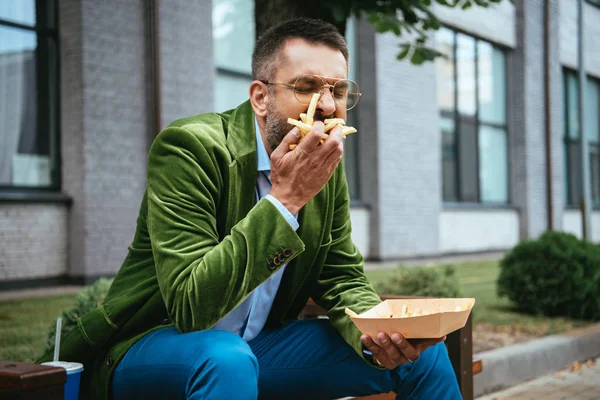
510, 0, 564, 240
559, 0, 600, 77
0, 204, 67, 280
434, 1, 516, 47
158, 0, 214, 127
59, 0, 150, 277
374, 32, 441, 259
58, 0, 214, 279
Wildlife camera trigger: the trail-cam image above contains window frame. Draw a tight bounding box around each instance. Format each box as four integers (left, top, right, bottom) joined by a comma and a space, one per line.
586, 0, 600, 8
437, 26, 510, 205
563, 68, 600, 208
0, 0, 60, 193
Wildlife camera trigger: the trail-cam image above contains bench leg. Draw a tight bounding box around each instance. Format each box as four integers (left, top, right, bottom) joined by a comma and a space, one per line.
446, 314, 474, 400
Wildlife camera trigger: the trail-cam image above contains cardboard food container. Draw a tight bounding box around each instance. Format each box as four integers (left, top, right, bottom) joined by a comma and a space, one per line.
347, 298, 475, 339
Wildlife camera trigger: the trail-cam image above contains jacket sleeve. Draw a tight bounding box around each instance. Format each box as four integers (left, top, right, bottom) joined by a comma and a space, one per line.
147, 126, 305, 333
310, 162, 382, 360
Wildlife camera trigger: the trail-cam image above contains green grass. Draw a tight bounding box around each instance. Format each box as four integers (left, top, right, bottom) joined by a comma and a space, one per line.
0, 295, 76, 362
365, 260, 592, 336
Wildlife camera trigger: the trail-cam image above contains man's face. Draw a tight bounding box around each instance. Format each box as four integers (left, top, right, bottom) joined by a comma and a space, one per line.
264, 39, 348, 151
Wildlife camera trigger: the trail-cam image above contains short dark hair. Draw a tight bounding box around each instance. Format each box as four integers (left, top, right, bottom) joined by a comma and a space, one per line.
251, 18, 349, 81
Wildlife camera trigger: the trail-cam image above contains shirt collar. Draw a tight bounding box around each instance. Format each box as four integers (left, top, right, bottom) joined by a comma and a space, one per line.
255, 116, 271, 172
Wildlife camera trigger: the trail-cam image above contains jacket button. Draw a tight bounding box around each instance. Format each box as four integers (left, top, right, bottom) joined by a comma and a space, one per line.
106, 356, 113, 367
278, 253, 286, 262
283, 248, 292, 257
162, 318, 170, 325
268, 260, 275, 270
273, 257, 281, 266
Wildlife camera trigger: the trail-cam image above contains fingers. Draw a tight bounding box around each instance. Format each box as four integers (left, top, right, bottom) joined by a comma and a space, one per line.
375, 332, 405, 366
390, 333, 421, 363
361, 334, 407, 369
360, 335, 390, 366
271, 127, 300, 161
297, 122, 326, 153
322, 125, 344, 167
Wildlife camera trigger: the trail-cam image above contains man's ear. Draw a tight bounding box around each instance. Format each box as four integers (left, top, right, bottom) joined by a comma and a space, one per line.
249, 81, 269, 118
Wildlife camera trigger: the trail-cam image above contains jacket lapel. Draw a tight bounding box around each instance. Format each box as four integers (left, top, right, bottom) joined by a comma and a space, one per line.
224, 101, 258, 233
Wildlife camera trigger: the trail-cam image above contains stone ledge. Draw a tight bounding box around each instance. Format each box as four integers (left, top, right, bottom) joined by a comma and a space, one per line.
474, 322, 600, 396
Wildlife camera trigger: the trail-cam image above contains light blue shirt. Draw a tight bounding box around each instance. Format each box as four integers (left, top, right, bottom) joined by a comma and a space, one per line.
211, 118, 299, 341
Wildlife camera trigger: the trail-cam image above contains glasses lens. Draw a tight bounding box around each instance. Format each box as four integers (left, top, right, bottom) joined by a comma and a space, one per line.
334, 80, 361, 110
293, 75, 324, 105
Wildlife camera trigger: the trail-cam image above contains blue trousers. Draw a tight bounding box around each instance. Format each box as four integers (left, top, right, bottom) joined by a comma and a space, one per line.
112, 319, 461, 399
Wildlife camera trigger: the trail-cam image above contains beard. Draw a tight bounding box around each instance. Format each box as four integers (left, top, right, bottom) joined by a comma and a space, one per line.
265, 100, 291, 152
264, 94, 335, 152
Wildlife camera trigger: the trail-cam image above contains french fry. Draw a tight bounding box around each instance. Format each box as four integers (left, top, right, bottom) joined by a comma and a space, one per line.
286, 93, 358, 150
287, 118, 312, 135
305, 93, 320, 126
324, 121, 341, 133
342, 126, 357, 135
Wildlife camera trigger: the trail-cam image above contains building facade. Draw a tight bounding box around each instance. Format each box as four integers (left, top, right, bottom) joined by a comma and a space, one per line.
0, 0, 599, 284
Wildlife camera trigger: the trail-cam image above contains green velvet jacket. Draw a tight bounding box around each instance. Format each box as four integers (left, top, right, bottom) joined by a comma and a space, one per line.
38, 101, 382, 399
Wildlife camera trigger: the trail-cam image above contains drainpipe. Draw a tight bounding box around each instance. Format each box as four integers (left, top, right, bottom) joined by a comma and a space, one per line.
578, 0, 592, 240
149, 0, 162, 141
544, 0, 554, 231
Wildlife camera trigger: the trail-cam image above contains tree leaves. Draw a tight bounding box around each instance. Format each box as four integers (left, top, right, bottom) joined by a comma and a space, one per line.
323, 0, 507, 65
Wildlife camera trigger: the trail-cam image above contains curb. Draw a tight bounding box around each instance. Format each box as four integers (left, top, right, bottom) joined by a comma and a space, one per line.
0, 286, 84, 302
474, 322, 600, 397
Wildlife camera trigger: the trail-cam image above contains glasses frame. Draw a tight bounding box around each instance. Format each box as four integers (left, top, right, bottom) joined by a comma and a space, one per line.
260, 74, 362, 110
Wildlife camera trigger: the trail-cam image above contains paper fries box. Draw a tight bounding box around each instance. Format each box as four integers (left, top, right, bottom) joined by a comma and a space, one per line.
348, 298, 475, 339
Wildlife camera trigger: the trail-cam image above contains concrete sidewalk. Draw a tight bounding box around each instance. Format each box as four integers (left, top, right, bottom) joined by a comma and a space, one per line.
477, 357, 600, 400
0, 285, 84, 302
363, 251, 505, 271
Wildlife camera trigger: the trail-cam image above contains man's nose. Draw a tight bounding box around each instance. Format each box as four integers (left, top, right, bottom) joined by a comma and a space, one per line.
317, 89, 337, 116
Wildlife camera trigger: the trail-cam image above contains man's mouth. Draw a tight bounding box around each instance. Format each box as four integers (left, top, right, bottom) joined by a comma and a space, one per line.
312, 111, 334, 123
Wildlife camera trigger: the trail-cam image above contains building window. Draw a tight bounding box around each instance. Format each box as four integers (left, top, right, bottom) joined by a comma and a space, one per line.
212, 0, 254, 113
563, 69, 600, 207
211, 2, 360, 199
0, 0, 59, 190
436, 27, 508, 204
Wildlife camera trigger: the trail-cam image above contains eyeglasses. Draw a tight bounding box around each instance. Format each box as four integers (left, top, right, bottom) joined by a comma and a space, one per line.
260, 74, 361, 110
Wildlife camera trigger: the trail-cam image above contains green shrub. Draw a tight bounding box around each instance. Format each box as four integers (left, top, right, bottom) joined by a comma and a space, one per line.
374, 265, 462, 298
41, 278, 113, 357
497, 230, 600, 320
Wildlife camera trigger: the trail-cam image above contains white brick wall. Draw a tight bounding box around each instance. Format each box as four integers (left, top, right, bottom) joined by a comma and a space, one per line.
58, 0, 215, 278
434, 1, 516, 48
559, 0, 600, 77
439, 209, 519, 253
0, 204, 68, 280
158, 0, 214, 127
563, 210, 600, 241
374, 32, 441, 259
60, 0, 150, 276
509, 0, 564, 240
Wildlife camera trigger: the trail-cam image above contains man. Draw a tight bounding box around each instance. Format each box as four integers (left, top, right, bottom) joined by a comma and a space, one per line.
40, 18, 461, 399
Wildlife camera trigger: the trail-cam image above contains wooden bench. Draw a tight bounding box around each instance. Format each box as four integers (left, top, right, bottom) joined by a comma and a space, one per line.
299, 296, 482, 400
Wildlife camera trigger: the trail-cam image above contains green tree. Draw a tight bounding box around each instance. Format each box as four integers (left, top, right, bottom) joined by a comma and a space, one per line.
255, 0, 506, 64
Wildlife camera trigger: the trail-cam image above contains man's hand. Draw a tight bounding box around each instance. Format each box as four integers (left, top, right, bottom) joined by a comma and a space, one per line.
269, 122, 344, 215
361, 332, 446, 370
